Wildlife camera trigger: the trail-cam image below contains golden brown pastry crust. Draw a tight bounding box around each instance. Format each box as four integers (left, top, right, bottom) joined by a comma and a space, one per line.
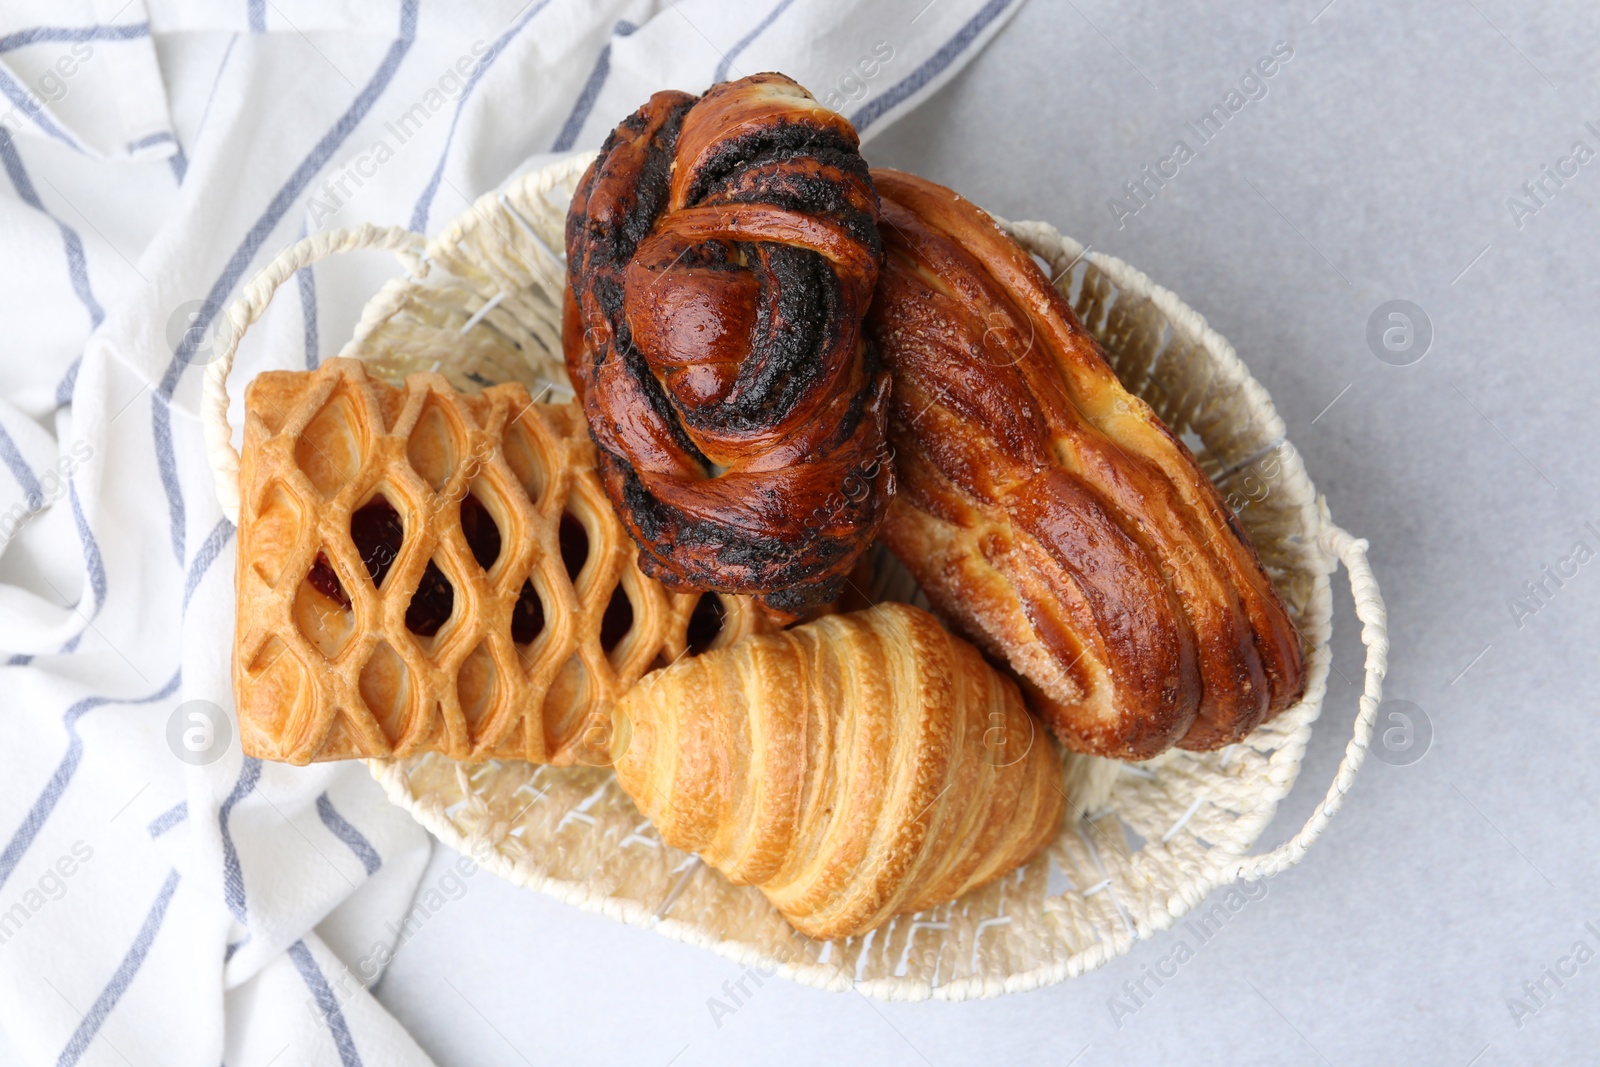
612, 602, 1063, 940
563, 73, 892, 622
866, 169, 1305, 760
232, 358, 772, 766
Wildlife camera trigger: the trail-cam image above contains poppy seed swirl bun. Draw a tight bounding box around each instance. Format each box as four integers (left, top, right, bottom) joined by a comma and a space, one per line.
563, 73, 893, 621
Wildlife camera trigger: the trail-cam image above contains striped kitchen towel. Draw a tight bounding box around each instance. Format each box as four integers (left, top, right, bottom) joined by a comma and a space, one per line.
0, 0, 1023, 1064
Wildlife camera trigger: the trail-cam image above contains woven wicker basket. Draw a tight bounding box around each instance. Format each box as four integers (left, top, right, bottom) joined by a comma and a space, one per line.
203, 153, 1387, 1001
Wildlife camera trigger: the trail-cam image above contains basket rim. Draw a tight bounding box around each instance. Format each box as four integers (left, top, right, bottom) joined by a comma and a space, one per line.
203, 153, 1385, 1001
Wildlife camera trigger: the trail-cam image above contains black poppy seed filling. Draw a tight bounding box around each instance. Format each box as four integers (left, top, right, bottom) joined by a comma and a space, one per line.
613, 99, 693, 258
826, 334, 882, 451
566, 98, 691, 316
673, 242, 840, 435
588, 273, 626, 336
675, 242, 737, 270
672, 127, 879, 437
696, 155, 883, 258
620, 338, 713, 470
564, 138, 601, 259
573, 89, 888, 607
682, 123, 866, 207
762, 575, 846, 616
715, 178, 881, 257
735, 243, 835, 422
610, 452, 861, 591
580, 97, 711, 473
583, 102, 876, 458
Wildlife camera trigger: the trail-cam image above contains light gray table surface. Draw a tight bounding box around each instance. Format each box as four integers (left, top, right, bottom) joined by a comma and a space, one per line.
271, 2, 1600, 1063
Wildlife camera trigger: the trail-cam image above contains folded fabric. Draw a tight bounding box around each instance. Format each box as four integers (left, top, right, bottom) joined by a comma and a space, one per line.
0, 0, 173, 162
0, 1, 1023, 1064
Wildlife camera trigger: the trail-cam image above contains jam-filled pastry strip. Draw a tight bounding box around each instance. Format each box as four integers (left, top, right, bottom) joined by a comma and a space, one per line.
232, 358, 772, 766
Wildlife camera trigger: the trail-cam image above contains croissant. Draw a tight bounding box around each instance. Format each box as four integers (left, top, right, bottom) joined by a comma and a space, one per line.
865, 169, 1306, 760
611, 602, 1063, 940
231, 358, 772, 766
563, 72, 893, 622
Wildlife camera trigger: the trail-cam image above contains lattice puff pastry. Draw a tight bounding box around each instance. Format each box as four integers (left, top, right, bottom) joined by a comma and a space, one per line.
232, 357, 770, 766
867, 169, 1306, 760
611, 602, 1064, 940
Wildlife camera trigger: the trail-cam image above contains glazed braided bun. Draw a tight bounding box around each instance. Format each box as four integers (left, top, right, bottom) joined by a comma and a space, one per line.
563, 73, 892, 622
867, 169, 1306, 760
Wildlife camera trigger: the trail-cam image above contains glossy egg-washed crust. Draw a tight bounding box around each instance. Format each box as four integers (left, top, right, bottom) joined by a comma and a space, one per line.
613, 603, 1063, 940
563, 73, 892, 622
867, 169, 1306, 760
230, 358, 775, 767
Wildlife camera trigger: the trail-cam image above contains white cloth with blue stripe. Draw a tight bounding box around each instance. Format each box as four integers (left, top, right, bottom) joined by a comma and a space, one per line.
0, 0, 1022, 1063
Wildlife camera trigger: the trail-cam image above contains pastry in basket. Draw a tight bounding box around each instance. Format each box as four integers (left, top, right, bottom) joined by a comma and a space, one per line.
563, 72, 892, 623
865, 169, 1306, 760
231, 357, 773, 766
611, 602, 1063, 940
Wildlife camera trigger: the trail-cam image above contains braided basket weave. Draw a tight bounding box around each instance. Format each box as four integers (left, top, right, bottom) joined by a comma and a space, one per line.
203, 153, 1387, 1001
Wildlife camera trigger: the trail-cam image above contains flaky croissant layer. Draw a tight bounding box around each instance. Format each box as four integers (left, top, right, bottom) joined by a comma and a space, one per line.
612, 602, 1063, 940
